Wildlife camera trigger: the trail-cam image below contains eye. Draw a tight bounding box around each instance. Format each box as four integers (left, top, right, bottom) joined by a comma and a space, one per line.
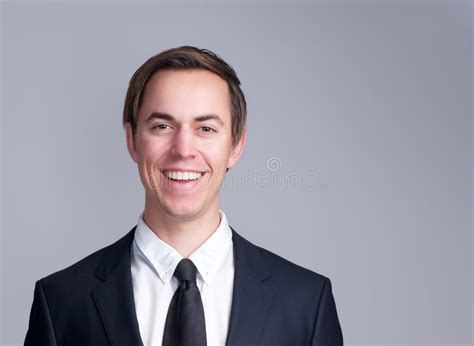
152, 124, 171, 130
200, 126, 216, 133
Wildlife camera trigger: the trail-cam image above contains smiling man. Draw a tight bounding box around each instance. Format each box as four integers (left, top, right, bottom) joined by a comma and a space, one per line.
25, 46, 343, 345
127, 68, 244, 260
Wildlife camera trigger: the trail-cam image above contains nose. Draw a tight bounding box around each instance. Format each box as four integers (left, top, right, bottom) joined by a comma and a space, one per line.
170, 127, 196, 159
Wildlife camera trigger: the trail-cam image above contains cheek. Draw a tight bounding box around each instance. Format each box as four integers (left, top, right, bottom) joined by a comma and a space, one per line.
136, 156, 157, 190
137, 137, 168, 162
136, 141, 168, 186
207, 151, 232, 176
202, 134, 232, 162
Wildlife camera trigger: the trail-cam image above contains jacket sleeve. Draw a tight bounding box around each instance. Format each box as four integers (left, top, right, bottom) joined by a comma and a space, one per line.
310, 277, 343, 345
24, 280, 58, 346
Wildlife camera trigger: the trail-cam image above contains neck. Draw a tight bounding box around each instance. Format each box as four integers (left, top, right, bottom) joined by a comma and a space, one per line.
142, 198, 221, 258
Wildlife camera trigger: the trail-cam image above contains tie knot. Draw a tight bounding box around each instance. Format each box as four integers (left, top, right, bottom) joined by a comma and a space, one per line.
173, 258, 197, 284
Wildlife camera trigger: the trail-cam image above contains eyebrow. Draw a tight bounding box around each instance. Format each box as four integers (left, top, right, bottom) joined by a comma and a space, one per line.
145, 112, 225, 126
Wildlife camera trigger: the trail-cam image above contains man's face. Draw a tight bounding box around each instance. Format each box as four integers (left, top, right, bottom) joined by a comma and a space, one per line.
125, 69, 246, 221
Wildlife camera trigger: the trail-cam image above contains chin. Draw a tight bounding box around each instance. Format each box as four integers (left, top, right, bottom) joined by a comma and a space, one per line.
162, 203, 205, 221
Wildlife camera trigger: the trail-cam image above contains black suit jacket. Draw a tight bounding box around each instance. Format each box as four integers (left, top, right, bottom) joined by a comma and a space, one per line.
25, 226, 343, 345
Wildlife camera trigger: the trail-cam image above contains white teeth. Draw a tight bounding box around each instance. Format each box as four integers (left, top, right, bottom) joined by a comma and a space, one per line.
164, 171, 203, 181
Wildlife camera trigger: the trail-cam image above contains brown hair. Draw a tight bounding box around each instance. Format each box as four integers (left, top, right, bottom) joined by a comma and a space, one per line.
122, 46, 247, 148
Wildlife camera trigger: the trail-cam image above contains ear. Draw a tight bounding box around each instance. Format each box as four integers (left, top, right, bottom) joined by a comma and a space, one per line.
124, 122, 138, 163
227, 127, 247, 169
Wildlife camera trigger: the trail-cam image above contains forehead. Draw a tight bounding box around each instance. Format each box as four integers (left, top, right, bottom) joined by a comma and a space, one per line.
139, 69, 230, 120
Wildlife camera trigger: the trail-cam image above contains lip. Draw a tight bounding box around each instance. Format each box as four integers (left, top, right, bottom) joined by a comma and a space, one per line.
161, 167, 206, 173
160, 170, 206, 191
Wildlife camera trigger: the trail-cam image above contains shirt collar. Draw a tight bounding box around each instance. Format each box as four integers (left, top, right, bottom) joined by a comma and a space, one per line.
134, 210, 232, 286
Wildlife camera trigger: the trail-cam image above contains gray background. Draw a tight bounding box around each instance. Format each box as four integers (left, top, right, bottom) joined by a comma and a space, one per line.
1, 1, 472, 345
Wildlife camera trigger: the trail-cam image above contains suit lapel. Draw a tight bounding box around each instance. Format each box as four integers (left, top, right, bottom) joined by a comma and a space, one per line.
89, 225, 273, 346
92, 227, 143, 346
226, 228, 274, 346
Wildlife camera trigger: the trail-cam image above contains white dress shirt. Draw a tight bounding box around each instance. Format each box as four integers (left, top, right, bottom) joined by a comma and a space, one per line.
131, 210, 234, 346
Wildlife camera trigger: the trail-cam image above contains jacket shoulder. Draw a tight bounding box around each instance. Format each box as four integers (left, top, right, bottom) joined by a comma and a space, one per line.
39, 228, 135, 288
256, 242, 327, 285
231, 228, 329, 289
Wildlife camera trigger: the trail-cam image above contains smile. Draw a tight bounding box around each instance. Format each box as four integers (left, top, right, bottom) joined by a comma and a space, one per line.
162, 170, 204, 181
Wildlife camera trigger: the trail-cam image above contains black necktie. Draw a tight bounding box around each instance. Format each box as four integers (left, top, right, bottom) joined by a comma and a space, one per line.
163, 258, 207, 346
